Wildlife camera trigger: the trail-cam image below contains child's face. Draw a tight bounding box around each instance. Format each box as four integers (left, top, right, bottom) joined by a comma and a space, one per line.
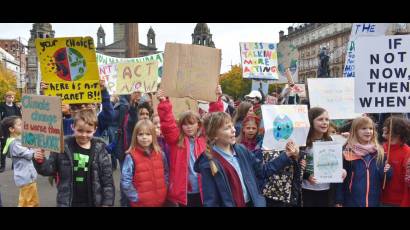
313, 112, 330, 135
73, 120, 96, 146
247, 106, 254, 116
357, 124, 374, 144
152, 116, 161, 136
5, 95, 14, 104
215, 121, 236, 146
10, 119, 23, 135
137, 128, 153, 149
382, 126, 389, 140
182, 121, 199, 137
138, 108, 150, 121
243, 121, 258, 140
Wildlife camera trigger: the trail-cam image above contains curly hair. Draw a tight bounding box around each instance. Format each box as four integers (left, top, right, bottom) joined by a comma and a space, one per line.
383, 116, 410, 145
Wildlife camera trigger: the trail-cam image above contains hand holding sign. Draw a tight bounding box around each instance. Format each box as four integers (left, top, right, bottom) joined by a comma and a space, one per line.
216, 84, 222, 98
285, 68, 294, 86
156, 89, 166, 102
285, 140, 300, 158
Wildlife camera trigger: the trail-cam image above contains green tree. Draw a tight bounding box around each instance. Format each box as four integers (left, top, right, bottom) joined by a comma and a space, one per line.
220, 65, 252, 101
0, 64, 21, 102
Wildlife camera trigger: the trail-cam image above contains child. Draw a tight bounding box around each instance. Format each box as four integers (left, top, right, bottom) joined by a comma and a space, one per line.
1, 116, 40, 207
33, 109, 114, 207
232, 102, 253, 137
194, 112, 298, 207
156, 86, 223, 207
152, 114, 170, 165
236, 114, 263, 160
121, 119, 169, 207
335, 116, 392, 207
301, 107, 346, 207
380, 116, 410, 207
137, 101, 154, 121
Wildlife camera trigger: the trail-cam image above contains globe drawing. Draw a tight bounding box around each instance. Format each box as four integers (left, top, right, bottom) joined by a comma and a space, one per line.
53, 47, 87, 81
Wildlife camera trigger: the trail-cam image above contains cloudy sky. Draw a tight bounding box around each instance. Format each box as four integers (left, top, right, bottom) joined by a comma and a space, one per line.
0, 23, 294, 73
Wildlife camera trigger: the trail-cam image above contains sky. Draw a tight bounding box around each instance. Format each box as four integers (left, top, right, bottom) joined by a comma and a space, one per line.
0, 23, 293, 73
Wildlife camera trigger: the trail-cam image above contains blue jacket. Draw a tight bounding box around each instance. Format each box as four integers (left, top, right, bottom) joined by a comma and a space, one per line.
194, 143, 292, 207
335, 150, 393, 207
95, 89, 115, 137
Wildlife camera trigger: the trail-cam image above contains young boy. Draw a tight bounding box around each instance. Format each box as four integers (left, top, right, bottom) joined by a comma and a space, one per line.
33, 109, 114, 207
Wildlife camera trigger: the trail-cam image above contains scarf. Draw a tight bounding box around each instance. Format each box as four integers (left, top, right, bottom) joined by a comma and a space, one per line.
241, 137, 257, 152
346, 143, 378, 157
211, 150, 246, 207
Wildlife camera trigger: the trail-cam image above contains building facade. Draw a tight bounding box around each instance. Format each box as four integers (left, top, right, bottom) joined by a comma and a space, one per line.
192, 23, 215, 47
97, 23, 159, 58
0, 39, 27, 88
279, 23, 352, 83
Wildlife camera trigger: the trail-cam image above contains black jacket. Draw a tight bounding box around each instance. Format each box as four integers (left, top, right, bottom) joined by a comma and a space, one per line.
33, 136, 115, 207
0, 102, 21, 120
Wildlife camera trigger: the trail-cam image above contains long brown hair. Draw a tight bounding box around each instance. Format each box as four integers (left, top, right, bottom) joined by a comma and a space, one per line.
177, 111, 202, 147
346, 116, 384, 165
236, 114, 260, 144
203, 112, 233, 176
128, 119, 161, 155
232, 101, 252, 125
306, 107, 332, 148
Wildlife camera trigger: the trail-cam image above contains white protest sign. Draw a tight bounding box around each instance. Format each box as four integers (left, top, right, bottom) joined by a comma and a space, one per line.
252, 79, 272, 96
313, 141, 343, 183
343, 23, 390, 78
307, 78, 362, 119
262, 105, 310, 151
355, 35, 410, 113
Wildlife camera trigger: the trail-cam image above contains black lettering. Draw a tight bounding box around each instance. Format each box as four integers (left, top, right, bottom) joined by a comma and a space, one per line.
370, 54, 379, 64
370, 69, 379, 79
384, 53, 394, 63
367, 82, 376, 92
359, 97, 372, 107
383, 68, 392, 78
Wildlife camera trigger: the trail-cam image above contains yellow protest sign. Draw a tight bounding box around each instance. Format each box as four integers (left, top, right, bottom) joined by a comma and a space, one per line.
35, 37, 101, 104
116, 61, 159, 94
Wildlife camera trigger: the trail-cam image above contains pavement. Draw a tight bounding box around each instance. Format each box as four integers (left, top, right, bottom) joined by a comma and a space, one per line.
0, 157, 122, 207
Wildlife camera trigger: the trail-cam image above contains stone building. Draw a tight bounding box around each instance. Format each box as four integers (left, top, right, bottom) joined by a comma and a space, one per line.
192, 23, 215, 47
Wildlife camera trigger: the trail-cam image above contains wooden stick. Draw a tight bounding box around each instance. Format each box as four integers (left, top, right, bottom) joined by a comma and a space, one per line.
383, 114, 393, 190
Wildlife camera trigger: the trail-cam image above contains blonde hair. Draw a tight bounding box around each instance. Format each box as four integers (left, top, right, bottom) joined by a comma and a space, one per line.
128, 119, 161, 155
177, 111, 202, 147
346, 116, 384, 165
73, 109, 98, 128
203, 112, 233, 176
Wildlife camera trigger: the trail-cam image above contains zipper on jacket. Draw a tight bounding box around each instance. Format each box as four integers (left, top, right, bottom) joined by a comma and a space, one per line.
359, 156, 375, 208
349, 172, 354, 193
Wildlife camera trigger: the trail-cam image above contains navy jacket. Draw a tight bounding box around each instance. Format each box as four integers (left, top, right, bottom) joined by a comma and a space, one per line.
335, 150, 393, 207
95, 89, 115, 137
194, 143, 292, 207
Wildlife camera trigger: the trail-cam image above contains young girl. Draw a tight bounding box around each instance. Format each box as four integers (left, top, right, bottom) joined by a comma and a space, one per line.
335, 116, 392, 207
237, 114, 263, 160
156, 86, 223, 207
121, 119, 169, 207
1, 116, 40, 207
301, 107, 346, 207
194, 112, 298, 207
380, 116, 410, 207
152, 114, 170, 166
232, 102, 253, 137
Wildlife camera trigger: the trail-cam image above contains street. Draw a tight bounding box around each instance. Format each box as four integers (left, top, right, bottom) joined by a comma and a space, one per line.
0, 158, 122, 207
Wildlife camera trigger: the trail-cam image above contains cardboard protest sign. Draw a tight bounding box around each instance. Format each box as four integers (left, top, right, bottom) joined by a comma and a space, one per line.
35, 37, 101, 104
313, 141, 343, 183
343, 23, 390, 78
152, 96, 198, 119
261, 105, 310, 150
21, 94, 63, 153
161, 43, 221, 102
307, 78, 362, 119
96, 53, 164, 95
355, 35, 410, 113
276, 40, 298, 83
240, 42, 279, 80
116, 61, 159, 94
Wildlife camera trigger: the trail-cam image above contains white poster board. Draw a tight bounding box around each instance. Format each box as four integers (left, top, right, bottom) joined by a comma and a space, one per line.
343, 23, 390, 77
307, 78, 362, 119
261, 105, 310, 150
355, 35, 410, 113
313, 141, 343, 183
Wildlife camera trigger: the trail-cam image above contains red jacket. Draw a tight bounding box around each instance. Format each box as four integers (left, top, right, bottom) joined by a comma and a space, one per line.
401, 153, 410, 207
157, 97, 223, 205
129, 148, 167, 207
381, 143, 410, 205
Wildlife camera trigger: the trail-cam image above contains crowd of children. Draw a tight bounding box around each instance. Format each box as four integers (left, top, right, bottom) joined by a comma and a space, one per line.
1, 77, 410, 207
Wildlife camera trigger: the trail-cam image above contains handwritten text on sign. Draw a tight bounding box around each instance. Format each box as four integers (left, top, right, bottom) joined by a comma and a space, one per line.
355, 35, 410, 113
21, 94, 63, 153
116, 61, 158, 94
313, 141, 343, 183
240, 42, 278, 80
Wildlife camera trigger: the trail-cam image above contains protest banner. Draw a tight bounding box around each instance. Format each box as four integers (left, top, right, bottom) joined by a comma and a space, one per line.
152, 96, 198, 119
312, 141, 343, 183
35, 37, 101, 104
276, 40, 298, 83
343, 23, 390, 78
355, 35, 410, 113
261, 105, 310, 150
307, 78, 362, 119
21, 94, 63, 153
240, 42, 279, 80
116, 61, 159, 94
161, 43, 221, 102
96, 53, 164, 95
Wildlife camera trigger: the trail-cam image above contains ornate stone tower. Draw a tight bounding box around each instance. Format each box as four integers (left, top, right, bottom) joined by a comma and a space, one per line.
113, 23, 125, 43
97, 25, 106, 48
26, 23, 55, 94
147, 26, 156, 49
192, 23, 215, 48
